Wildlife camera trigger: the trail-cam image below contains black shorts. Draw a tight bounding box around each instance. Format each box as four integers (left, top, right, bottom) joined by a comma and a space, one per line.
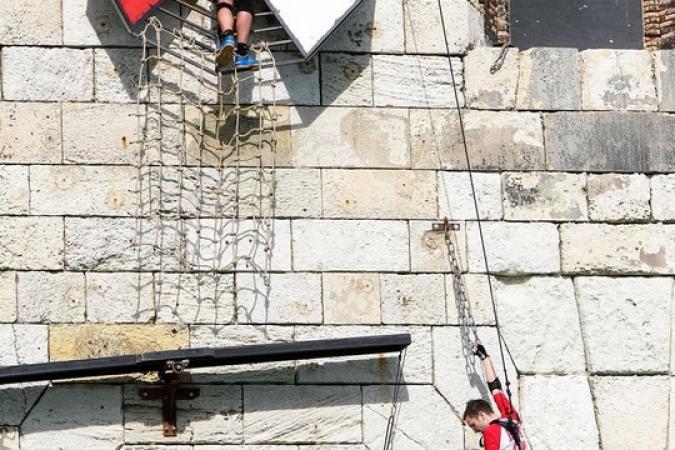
234, 0, 255, 14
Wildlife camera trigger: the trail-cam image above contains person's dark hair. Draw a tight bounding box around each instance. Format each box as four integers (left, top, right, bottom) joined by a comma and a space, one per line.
463, 399, 494, 419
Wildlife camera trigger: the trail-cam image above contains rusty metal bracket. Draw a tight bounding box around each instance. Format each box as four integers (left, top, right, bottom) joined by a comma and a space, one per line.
431, 218, 461, 232
138, 360, 200, 437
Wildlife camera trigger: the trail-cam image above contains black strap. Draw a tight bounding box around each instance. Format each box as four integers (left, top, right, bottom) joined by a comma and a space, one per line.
490, 419, 523, 449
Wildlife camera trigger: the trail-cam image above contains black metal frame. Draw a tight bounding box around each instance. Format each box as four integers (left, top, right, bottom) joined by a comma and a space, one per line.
0, 334, 411, 385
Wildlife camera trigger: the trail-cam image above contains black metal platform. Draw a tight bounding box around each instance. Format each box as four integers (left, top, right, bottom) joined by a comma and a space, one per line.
0, 334, 411, 385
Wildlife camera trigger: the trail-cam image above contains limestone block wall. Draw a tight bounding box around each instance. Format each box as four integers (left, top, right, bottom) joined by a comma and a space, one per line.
0, 1, 674, 449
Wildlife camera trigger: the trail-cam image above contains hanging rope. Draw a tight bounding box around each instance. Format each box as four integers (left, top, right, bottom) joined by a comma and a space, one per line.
383, 349, 407, 450
433, 0, 516, 412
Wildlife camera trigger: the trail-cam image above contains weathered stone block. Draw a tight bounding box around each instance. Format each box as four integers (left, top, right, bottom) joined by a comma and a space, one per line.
18, 272, 85, 324
587, 173, 650, 222
446, 274, 496, 326
651, 174, 675, 220
86, 272, 154, 323
0, 102, 61, 163
363, 385, 464, 449
373, 55, 463, 107
467, 222, 560, 274
516, 48, 581, 110
0, 166, 29, 214
593, 376, 670, 450
544, 112, 675, 172
237, 273, 322, 324
494, 276, 585, 373
184, 219, 291, 272
0, 1, 62, 45
0, 325, 49, 425
94, 49, 146, 103
520, 376, 599, 449
63, 103, 140, 164
2, 48, 93, 101
322, 0, 405, 53
0, 385, 47, 427
581, 50, 657, 111
0, 272, 16, 323
275, 169, 321, 218
293, 220, 409, 271
66, 218, 182, 271
321, 53, 373, 106
22, 385, 124, 450
502, 172, 588, 221
50, 324, 188, 360
125, 384, 242, 444
439, 172, 502, 220
31, 165, 140, 216
381, 274, 446, 324
0, 324, 48, 366
409, 220, 467, 273
0, 218, 64, 270
295, 326, 432, 384
239, 54, 320, 106
655, 50, 675, 111
575, 277, 671, 373
410, 109, 545, 170
156, 273, 234, 325
244, 385, 361, 444
0, 428, 19, 449
190, 325, 294, 383
465, 47, 519, 109
185, 104, 292, 167
63, 0, 141, 46
291, 107, 409, 168
404, 0, 484, 54
561, 224, 675, 274
433, 327, 519, 414
323, 273, 381, 325
323, 169, 437, 219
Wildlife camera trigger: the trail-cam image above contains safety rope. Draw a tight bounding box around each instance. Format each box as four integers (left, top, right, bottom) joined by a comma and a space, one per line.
383, 349, 407, 450
434, 0, 517, 421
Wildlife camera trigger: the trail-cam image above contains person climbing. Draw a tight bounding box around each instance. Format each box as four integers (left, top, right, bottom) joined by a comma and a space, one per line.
215, 0, 257, 68
463, 342, 526, 450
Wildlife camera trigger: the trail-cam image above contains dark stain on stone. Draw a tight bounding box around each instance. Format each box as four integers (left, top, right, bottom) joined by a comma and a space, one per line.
505, 177, 539, 206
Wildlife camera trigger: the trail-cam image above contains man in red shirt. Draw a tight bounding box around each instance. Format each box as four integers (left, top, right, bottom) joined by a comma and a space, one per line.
463, 342, 525, 450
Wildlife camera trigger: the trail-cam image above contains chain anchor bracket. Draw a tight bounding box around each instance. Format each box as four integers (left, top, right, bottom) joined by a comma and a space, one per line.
138, 360, 200, 437
431, 218, 461, 232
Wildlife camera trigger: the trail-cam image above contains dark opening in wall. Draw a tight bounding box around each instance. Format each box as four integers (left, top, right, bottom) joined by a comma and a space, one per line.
480, 0, 675, 49
510, 0, 643, 49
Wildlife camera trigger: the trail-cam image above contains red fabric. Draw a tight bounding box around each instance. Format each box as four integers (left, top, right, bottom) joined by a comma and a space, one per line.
117, 0, 165, 25
482, 390, 525, 450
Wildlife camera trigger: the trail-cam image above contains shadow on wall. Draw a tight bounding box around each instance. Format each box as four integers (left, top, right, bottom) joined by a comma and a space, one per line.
0, 359, 409, 435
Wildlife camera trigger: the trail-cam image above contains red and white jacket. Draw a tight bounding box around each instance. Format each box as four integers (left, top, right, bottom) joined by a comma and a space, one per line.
482, 390, 526, 450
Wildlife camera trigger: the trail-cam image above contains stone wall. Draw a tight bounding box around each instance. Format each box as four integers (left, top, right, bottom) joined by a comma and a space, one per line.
0, 1, 674, 449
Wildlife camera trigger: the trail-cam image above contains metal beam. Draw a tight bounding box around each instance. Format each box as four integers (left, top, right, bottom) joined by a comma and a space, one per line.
0, 334, 411, 385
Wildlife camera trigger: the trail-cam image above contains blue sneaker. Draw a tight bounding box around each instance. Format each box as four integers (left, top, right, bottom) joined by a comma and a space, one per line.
235, 52, 258, 69
216, 34, 236, 67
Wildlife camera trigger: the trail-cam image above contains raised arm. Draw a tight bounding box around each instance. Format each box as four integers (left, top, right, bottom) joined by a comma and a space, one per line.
472, 341, 518, 420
